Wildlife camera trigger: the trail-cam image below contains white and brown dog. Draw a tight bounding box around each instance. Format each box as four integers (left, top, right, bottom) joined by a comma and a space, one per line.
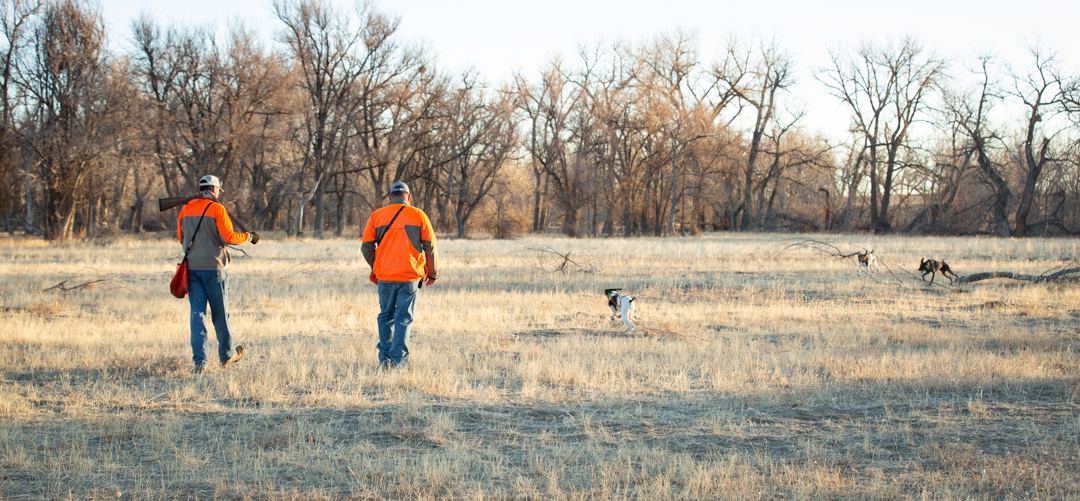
857, 250, 880, 278
605, 288, 636, 334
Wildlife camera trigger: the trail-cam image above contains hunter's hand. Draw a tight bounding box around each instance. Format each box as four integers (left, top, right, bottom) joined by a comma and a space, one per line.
249, 231, 260, 244
369, 271, 378, 285
425, 276, 437, 287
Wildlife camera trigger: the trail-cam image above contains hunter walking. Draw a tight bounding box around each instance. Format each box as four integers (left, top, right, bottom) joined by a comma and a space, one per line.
178, 175, 260, 374
361, 181, 438, 369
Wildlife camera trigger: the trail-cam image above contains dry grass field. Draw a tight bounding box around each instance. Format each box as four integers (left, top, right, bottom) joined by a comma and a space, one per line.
1, 231, 1079, 500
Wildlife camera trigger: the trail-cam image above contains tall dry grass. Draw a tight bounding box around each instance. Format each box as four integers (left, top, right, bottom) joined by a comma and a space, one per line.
1, 232, 1078, 499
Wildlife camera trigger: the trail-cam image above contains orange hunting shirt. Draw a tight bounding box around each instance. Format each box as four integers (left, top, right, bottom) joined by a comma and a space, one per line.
177, 198, 251, 270
361, 201, 438, 282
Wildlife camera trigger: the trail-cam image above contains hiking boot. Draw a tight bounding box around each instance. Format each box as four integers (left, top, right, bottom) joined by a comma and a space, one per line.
193, 365, 206, 375
221, 345, 246, 368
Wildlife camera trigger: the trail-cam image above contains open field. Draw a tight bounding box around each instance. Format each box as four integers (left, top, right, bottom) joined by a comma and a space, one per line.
1, 232, 1079, 500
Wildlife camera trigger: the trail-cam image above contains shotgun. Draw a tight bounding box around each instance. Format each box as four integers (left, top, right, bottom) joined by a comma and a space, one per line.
158, 193, 207, 212
158, 193, 250, 233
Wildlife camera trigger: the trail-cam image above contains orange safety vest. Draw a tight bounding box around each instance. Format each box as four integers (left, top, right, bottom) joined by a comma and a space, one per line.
362, 203, 437, 282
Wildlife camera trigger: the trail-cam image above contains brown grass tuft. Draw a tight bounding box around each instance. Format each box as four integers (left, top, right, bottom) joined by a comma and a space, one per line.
22, 298, 67, 317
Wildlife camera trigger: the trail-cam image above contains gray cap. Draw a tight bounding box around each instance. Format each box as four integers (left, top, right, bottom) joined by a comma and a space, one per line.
390, 181, 410, 194
199, 175, 223, 191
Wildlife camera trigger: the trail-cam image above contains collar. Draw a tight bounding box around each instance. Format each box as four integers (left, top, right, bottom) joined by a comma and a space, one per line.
389, 197, 407, 206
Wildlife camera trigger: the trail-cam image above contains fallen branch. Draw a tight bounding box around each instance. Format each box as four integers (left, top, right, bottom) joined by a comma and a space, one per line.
778, 238, 908, 286
41, 279, 109, 293
518, 245, 603, 274
959, 267, 1080, 284
279, 258, 331, 279
777, 238, 866, 259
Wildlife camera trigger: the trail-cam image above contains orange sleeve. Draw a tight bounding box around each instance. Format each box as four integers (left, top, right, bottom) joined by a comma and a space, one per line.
211, 203, 249, 245
420, 210, 436, 244
362, 209, 378, 242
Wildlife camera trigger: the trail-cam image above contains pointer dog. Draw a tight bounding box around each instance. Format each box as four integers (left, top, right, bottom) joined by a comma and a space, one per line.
918, 258, 958, 285
605, 289, 636, 334
857, 250, 880, 278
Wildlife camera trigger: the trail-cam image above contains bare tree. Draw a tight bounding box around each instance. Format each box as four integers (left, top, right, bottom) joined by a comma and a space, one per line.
274, 0, 403, 237
1007, 45, 1065, 237
713, 36, 796, 230
21, 0, 124, 239
0, 0, 40, 232
516, 59, 589, 236
133, 18, 289, 229
353, 42, 433, 223
133, 20, 224, 197
638, 31, 708, 236
438, 76, 518, 237
819, 37, 946, 233
585, 41, 659, 236
942, 55, 1012, 236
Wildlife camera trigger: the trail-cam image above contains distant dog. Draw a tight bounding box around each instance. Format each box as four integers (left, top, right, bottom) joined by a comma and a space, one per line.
918, 258, 958, 285
605, 288, 636, 334
857, 250, 880, 278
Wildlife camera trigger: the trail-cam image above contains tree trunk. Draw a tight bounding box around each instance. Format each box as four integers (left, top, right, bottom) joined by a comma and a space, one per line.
313, 180, 327, 238
563, 207, 578, 237
973, 138, 1011, 237
1014, 137, 1049, 237
667, 150, 678, 236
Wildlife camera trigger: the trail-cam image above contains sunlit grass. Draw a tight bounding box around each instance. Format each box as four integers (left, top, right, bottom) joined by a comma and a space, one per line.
1, 232, 1078, 499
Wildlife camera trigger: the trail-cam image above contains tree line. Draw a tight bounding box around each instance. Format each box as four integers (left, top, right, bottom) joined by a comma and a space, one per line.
2, 0, 1079, 240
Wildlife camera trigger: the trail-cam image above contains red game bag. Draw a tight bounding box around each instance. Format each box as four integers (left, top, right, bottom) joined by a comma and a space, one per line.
170, 259, 189, 298
170, 203, 211, 299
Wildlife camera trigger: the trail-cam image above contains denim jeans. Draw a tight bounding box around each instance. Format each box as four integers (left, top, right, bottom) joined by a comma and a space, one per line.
377, 281, 418, 367
188, 269, 239, 367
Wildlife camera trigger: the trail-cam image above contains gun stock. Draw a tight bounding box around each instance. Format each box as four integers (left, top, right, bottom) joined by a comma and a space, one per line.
158, 193, 202, 212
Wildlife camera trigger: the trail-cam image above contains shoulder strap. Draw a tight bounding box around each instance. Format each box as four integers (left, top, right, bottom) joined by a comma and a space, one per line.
181, 203, 213, 261
375, 205, 407, 246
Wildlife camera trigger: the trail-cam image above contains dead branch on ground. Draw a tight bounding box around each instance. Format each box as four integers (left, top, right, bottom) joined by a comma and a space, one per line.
279, 258, 333, 279
777, 238, 908, 285
780, 239, 1080, 287
777, 238, 867, 259
517, 245, 604, 274
41, 279, 110, 293
959, 267, 1080, 284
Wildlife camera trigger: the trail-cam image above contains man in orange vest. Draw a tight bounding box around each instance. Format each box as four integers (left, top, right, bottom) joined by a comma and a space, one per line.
177, 175, 260, 374
361, 181, 438, 369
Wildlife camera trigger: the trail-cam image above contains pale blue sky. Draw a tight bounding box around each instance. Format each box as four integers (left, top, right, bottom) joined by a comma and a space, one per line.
97, 0, 1077, 138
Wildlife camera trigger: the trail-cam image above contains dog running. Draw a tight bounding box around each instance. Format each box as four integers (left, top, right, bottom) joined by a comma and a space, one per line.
857, 250, 880, 278
605, 288, 636, 334
918, 258, 958, 285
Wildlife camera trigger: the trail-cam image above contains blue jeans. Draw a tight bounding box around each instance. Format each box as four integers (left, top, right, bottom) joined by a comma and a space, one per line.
377, 281, 418, 367
188, 269, 239, 367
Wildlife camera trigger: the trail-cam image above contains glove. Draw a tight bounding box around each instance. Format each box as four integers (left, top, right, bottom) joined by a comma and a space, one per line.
249, 231, 260, 245
369, 271, 378, 285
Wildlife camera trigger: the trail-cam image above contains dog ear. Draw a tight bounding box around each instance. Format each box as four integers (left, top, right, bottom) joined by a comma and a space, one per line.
920, 258, 925, 266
